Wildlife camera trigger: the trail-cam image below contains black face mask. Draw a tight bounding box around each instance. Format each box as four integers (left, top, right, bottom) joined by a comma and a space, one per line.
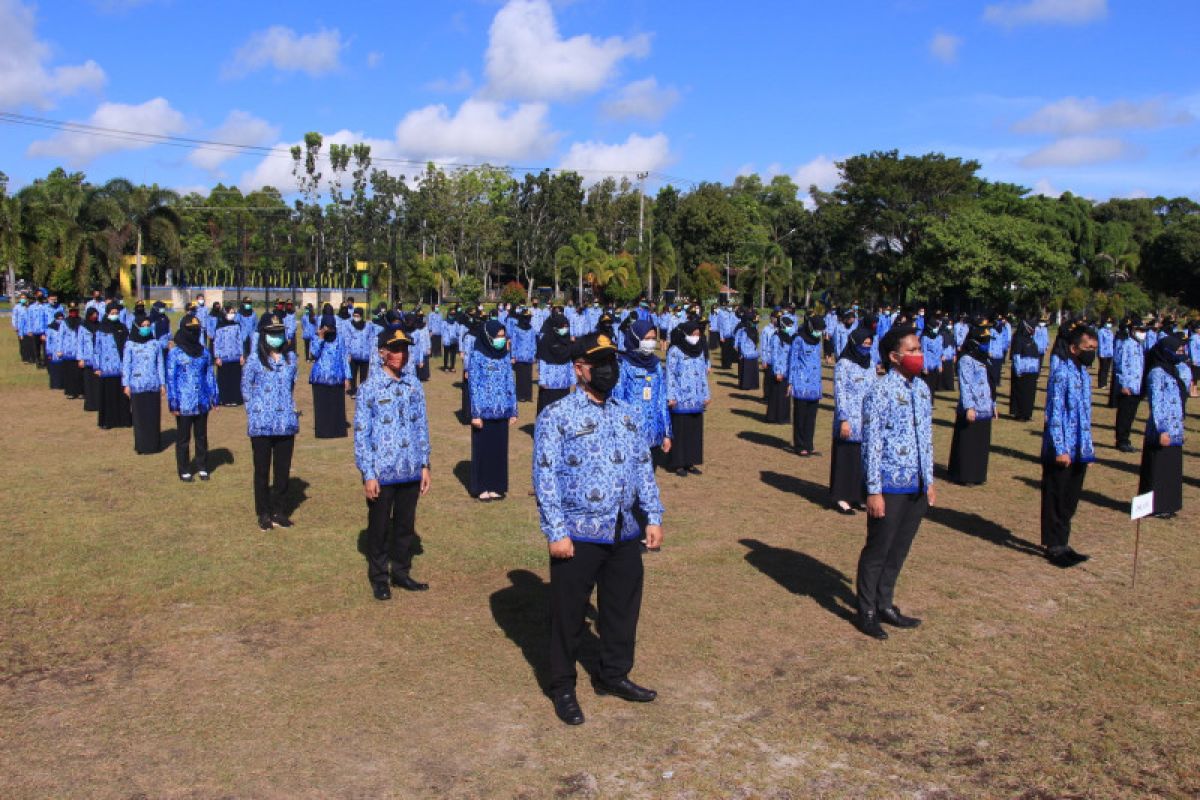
323, 331, 336, 343
1076, 349, 1096, 368
587, 358, 619, 397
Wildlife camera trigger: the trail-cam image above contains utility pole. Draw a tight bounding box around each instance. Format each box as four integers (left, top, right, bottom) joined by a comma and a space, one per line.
637, 171, 649, 300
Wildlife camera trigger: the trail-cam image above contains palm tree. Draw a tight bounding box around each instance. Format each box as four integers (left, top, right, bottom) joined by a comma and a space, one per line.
0, 190, 20, 295
555, 232, 605, 303
89, 179, 181, 299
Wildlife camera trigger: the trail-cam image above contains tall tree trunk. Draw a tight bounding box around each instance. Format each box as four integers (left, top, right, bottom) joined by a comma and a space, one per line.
135, 228, 144, 301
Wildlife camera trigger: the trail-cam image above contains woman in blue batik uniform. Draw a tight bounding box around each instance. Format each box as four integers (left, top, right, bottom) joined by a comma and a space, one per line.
300, 304, 317, 362
733, 312, 761, 391
94, 304, 133, 430
167, 314, 220, 481
212, 309, 246, 406
1009, 318, 1041, 422
242, 315, 299, 531
78, 308, 101, 412
121, 316, 167, 454
766, 316, 795, 424
346, 307, 378, 396
787, 314, 825, 456
830, 327, 874, 514
44, 310, 67, 390
919, 320, 943, 401
468, 319, 518, 500
511, 308, 538, 402
310, 312, 351, 439
59, 304, 85, 399
536, 311, 575, 415
948, 325, 996, 486
613, 318, 672, 468
1138, 334, 1187, 518
665, 319, 710, 477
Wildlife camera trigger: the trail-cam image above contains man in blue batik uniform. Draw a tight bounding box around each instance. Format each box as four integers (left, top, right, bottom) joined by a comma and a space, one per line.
533, 332, 665, 726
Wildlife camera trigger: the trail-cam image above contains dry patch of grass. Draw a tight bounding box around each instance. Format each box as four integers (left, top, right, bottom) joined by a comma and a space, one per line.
2, 339, 1198, 798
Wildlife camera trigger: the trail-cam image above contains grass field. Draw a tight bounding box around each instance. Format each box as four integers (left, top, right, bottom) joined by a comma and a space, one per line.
1, 331, 1198, 799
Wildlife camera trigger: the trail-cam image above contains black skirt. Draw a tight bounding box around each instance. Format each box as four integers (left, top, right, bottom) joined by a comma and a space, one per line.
130, 390, 161, 454
922, 369, 939, 398
537, 385, 570, 416
461, 376, 471, 420
430, 333, 443, 357
47, 361, 64, 390
739, 357, 760, 391
948, 413, 991, 485
668, 411, 704, 468
83, 368, 100, 411
720, 339, 735, 369
514, 361, 534, 402
98, 376, 132, 428
1010, 372, 1038, 420
312, 382, 347, 438
217, 361, 243, 406
470, 418, 509, 495
766, 378, 791, 424
708, 330, 720, 350
939, 362, 955, 391
829, 437, 865, 505
62, 359, 84, 398
1138, 440, 1182, 515
417, 361, 431, 382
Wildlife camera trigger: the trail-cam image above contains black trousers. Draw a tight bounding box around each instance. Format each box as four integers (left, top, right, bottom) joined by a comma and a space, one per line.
18, 334, 33, 363
302, 338, 313, 361
365, 480, 420, 585
856, 492, 928, 615
986, 358, 1002, 401
720, 339, 735, 369
62, 359, 84, 398
1010, 372, 1037, 420
792, 398, 819, 453
1097, 356, 1112, 388
514, 361, 534, 402
1040, 460, 1087, 551
24, 335, 44, 366
176, 413, 209, 476
549, 537, 644, 693
1115, 392, 1141, 446
250, 435, 294, 517
443, 343, 459, 370
349, 359, 369, 393
430, 333, 443, 358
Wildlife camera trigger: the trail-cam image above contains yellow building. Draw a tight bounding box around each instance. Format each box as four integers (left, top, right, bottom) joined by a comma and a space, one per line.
118, 255, 157, 299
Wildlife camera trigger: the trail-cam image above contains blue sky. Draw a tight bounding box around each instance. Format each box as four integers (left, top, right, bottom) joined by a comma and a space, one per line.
1, 0, 1197, 202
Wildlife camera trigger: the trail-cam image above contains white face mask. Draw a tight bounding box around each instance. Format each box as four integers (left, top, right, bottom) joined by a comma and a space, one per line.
638, 338, 657, 354
1133, 331, 1146, 342
685, 334, 701, 346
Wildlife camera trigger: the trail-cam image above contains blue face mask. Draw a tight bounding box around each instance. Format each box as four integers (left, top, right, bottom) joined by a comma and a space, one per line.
266, 334, 285, 349
138, 325, 152, 335
784, 326, 797, 336
492, 337, 507, 350
856, 344, 872, 357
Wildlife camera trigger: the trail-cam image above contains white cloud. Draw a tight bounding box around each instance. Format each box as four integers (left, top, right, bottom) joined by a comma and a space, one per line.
1019, 136, 1134, 168
793, 155, 842, 193
0, 0, 106, 109
186, 110, 281, 173
602, 77, 680, 122
1013, 96, 1192, 136
558, 133, 671, 179
484, 0, 650, 101
366, 52, 383, 69
929, 32, 963, 64
1030, 178, 1060, 197
394, 98, 557, 162
425, 69, 473, 94
26, 97, 187, 165
984, 0, 1107, 27
225, 26, 344, 78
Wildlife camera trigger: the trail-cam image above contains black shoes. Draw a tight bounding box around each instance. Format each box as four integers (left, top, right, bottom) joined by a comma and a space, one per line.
197, 471, 210, 481
1046, 546, 1088, 568
834, 502, 855, 516
879, 605, 922, 628
686, 466, 702, 475
674, 468, 688, 477
857, 610, 888, 640
554, 691, 585, 725
257, 514, 273, 532
179, 473, 194, 483
372, 582, 392, 601
390, 574, 429, 592
593, 677, 657, 702
270, 514, 293, 529
1117, 442, 1137, 453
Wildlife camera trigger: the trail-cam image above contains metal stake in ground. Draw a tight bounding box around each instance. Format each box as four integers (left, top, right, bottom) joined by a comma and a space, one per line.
1129, 491, 1154, 590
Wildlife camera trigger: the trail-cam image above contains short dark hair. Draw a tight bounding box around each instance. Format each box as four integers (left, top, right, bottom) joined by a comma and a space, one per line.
879, 324, 918, 363
1065, 324, 1097, 346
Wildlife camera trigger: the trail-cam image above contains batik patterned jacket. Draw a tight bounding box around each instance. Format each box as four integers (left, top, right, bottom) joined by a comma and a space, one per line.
241, 352, 299, 437
121, 340, 166, 392
957, 356, 995, 419
922, 334, 944, 372
733, 328, 759, 359
833, 359, 875, 442
1114, 337, 1145, 394
861, 369, 934, 495
1042, 359, 1095, 463
166, 348, 219, 416
354, 371, 431, 485
532, 391, 664, 544
93, 330, 126, 377
665, 348, 710, 414
1096, 327, 1114, 358
538, 360, 574, 390
1145, 367, 1184, 446
787, 336, 823, 400
212, 325, 244, 362
467, 350, 518, 420
511, 326, 537, 363
310, 337, 351, 385
613, 359, 672, 449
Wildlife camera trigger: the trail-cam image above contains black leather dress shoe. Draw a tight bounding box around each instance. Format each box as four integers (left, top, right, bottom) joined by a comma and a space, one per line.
686, 466, 702, 475
391, 574, 430, 592
270, 514, 293, 529
257, 513, 273, 532
1065, 547, 1090, 564
857, 610, 888, 640
372, 583, 392, 601
593, 677, 657, 702
1046, 548, 1076, 568
879, 605, 922, 628
674, 468, 688, 477
554, 691, 584, 725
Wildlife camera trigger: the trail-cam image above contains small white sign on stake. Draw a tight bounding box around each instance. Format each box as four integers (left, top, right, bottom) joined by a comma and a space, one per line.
1130, 492, 1154, 521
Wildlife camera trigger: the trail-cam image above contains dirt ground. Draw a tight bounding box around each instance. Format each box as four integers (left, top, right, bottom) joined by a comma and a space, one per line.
2, 335, 1198, 799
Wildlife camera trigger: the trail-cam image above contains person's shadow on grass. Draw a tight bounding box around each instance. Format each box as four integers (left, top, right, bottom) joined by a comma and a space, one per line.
489, 569, 600, 697
739, 538, 856, 622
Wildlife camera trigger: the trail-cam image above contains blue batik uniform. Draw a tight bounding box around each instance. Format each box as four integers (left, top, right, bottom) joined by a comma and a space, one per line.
22, 303, 47, 336
78, 325, 96, 368
93, 331, 126, 377
770, 334, 792, 381
121, 340, 166, 393
346, 322, 380, 363
353, 370, 431, 485
957, 356, 994, 420
300, 314, 317, 344
467, 349, 518, 420
987, 324, 1008, 362
666, 348, 710, 413
44, 324, 65, 363
1096, 326, 1114, 359
56, 324, 81, 360
212, 325, 243, 362
511, 325, 537, 364
1114, 337, 1144, 394
1145, 367, 1184, 447
410, 327, 430, 371
236, 311, 257, 349
1189, 335, 1200, 369
954, 321, 970, 348
1012, 345, 1041, 377
538, 360, 574, 390
282, 313, 297, 343
1042, 359, 1094, 463
166, 348, 219, 415
10, 302, 25, 335
833, 360, 875, 442
922, 334, 944, 373
760, 326, 777, 372
832, 322, 853, 358
861, 369, 935, 495
1143, 329, 1159, 351
427, 311, 443, 339
310, 336, 351, 385
532, 390, 664, 544
242, 352, 299, 437
787, 336, 822, 400
613, 359, 672, 449
733, 328, 759, 359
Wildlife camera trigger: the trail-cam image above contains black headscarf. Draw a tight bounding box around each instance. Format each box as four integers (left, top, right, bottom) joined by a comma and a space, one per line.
65, 308, 82, 331
215, 307, 237, 329
537, 313, 572, 364
351, 308, 367, 331
839, 326, 873, 369
516, 311, 533, 331
130, 317, 156, 344
48, 312, 63, 332
621, 318, 660, 371
337, 304, 351, 320
475, 319, 509, 360
1011, 319, 1039, 359
99, 303, 129, 356
83, 308, 99, 335
1146, 333, 1186, 396
670, 320, 706, 359
798, 314, 824, 345
239, 301, 255, 318
775, 316, 796, 347
734, 312, 759, 345
963, 324, 991, 364
320, 312, 338, 341
174, 315, 205, 358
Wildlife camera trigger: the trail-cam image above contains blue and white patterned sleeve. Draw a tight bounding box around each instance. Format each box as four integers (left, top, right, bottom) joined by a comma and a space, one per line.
532, 410, 568, 542
861, 386, 884, 495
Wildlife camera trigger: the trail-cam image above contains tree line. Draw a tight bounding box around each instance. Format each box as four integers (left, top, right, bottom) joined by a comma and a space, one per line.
2, 142, 1198, 315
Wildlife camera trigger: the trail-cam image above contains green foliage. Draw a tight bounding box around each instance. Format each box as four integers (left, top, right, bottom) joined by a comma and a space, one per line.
692, 262, 721, 303
1142, 215, 1200, 308
455, 274, 483, 304
499, 280, 527, 306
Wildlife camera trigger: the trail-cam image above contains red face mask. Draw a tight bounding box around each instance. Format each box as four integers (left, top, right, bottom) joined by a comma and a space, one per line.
897, 353, 924, 378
